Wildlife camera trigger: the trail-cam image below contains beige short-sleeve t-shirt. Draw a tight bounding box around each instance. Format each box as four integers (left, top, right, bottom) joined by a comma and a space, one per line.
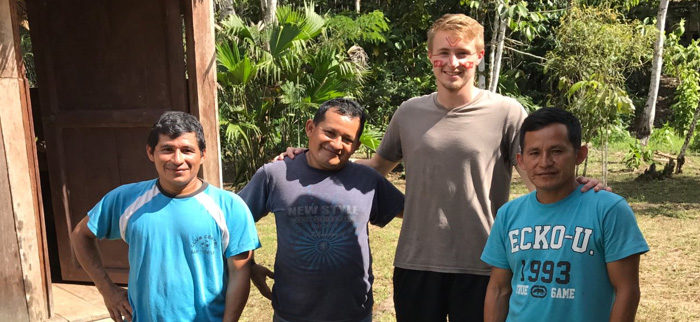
377, 90, 527, 275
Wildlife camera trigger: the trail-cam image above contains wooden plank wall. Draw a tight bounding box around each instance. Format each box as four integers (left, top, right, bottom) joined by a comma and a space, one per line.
0, 0, 49, 320
184, 0, 221, 187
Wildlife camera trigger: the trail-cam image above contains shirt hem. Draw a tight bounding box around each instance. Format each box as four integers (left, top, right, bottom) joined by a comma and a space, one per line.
394, 262, 491, 276
605, 246, 650, 263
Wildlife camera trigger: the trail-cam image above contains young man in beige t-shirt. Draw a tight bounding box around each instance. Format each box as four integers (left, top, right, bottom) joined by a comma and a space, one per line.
278, 13, 605, 322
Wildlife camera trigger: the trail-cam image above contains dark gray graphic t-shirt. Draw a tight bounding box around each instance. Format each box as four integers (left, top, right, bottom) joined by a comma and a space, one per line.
238, 152, 404, 322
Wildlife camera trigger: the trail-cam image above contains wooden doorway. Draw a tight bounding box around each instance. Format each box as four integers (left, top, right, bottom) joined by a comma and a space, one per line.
26, 0, 219, 284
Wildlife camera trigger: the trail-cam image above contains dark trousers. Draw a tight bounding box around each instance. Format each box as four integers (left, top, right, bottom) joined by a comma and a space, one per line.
393, 267, 490, 322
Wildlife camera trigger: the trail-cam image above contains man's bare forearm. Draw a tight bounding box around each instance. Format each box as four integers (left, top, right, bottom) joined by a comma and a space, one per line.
484, 286, 511, 322
71, 218, 119, 294
484, 267, 512, 322
609, 287, 640, 322
223, 253, 252, 322
355, 154, 400, 177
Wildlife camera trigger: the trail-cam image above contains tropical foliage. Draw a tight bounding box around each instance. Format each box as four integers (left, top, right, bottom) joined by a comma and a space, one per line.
217, 4, 369, 186
211, 0, 699, 183
544, 6, 654, 181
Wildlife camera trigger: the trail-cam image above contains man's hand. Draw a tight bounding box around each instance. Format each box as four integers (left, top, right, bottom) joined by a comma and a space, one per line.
250, 263, 274, 300
576, 176, 612, 192
101, 286, 132, 322
272, 147, 306, 162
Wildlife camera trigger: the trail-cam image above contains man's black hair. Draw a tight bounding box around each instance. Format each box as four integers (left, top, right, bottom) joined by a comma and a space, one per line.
147, 111, 206, 153
519, 107, 582, 151
312, 98, 367, 141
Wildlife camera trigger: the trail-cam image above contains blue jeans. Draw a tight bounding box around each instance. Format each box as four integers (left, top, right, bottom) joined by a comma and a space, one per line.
273, 312, 372, 322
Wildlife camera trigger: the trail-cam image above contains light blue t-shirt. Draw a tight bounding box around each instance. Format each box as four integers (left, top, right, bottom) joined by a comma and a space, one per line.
481, 186, 649, 322
87, 179, 261, 322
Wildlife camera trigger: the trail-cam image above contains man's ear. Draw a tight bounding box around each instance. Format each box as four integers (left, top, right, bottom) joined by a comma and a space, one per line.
516, 153, 524, 169
146, 145, 155, 162
200, 148, 207, 162
305, 119, 315, 137
576, 145, 588, 165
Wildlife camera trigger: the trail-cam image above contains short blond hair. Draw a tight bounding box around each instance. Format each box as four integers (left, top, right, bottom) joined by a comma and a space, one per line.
427, 14, 484, 53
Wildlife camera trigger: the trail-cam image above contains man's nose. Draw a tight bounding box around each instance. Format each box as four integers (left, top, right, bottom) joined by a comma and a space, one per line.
329, 137, 343, 149
541, 152, 554, 166
172, 149, 184, 163
448, 54, 459, 67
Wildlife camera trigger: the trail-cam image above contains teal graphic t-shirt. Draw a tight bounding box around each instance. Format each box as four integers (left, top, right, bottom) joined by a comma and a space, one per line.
481, 186, 648, 322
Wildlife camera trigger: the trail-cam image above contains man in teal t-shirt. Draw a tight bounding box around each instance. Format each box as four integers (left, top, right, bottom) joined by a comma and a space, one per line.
481, 108, 648, 322
71, 111, 260, 322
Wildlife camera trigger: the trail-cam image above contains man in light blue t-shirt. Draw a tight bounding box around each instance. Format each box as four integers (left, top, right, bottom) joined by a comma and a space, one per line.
239, 98, 404, 322
481, 108, 649, 322
71, 111, 260, 322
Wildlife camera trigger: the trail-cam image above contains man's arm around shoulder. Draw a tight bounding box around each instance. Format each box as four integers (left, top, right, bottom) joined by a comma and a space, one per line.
223, 250, 253, 322
607, 254, 642, 322
356, 153, 401, 177
484, 267, 512, 322
71, 217, 132, 322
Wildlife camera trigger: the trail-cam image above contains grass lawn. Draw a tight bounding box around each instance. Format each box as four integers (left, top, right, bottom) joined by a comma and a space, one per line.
238, 149, 700, 321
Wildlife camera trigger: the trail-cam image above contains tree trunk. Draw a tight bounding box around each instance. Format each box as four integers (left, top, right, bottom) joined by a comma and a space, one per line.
602, 129, 608, 186
478, 58, 487, 89
262, 0, 277, 26
489, 11, 507, 92
637, 0, 670, 145
676, 101, 700, 173
487, 11, 499, 90
355, 0, 360, 13
219, 0, 236, 21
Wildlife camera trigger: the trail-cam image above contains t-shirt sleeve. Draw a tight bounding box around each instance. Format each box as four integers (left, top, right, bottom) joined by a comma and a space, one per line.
507, 103, 529, 167
369, 174, 405, 227
87, 189, 124, 240
602, 199, 649, 263
481, 207, 511, 270
376, 106, 403, 162
224, 194, 262, 258
237, 165, 270, 222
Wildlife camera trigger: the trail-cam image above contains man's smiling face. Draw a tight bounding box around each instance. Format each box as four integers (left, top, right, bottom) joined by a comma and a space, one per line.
304, 108, 361, 171
147, 132, 205, 195
429, 30, 483, 93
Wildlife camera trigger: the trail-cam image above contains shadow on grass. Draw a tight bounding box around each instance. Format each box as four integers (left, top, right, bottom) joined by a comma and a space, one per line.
610, 175, 700, 219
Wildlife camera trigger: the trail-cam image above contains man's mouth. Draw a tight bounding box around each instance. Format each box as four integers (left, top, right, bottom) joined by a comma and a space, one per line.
443, 70, 463, 77
322, 146, 340, 155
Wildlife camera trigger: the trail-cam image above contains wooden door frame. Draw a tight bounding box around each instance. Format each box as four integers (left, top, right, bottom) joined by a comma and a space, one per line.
0, 0, 51, 320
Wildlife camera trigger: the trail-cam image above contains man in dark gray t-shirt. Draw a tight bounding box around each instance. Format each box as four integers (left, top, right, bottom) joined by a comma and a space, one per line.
238, 98, 405, 322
